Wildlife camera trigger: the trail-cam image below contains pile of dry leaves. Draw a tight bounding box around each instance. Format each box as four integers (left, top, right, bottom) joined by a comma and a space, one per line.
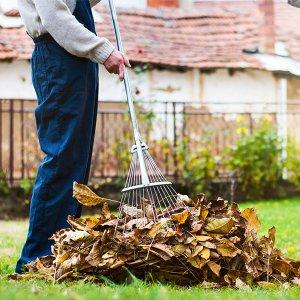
25, 183, 300, 288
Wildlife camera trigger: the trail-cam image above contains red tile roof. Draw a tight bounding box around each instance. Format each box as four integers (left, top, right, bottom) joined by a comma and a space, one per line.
275, 2, 300, 60
0, 27, 32, 60
195, 0, 300, 60
95, 7, 262, 69
0, 42, 17, 60
0, 2, 299, 69
4, 9, 21, 17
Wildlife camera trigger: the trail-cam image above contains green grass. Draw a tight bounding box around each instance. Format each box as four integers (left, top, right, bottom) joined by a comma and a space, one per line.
1, 198, 300, 300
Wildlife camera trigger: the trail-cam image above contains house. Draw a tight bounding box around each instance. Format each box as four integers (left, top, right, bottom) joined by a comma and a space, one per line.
0, 0, 300, 182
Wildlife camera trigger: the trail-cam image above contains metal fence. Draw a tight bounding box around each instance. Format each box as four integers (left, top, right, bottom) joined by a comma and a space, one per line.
1, 99, 300, 185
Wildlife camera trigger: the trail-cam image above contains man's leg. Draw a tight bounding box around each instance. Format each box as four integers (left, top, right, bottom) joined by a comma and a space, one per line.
16, 44, 99, 273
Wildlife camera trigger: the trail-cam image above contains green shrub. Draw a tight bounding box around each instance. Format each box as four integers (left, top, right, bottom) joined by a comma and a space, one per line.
286, 137, 300, 190
176, 138, 218, 197
19, 178, 34, 197
0, 170, 10, 196
226, 119, 283, 199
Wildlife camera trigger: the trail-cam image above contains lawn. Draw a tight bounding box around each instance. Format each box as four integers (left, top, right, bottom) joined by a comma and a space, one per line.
0, 198, 300, 300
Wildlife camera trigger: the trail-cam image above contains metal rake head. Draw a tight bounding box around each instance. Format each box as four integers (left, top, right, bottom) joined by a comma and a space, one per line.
116, 145, 184, 230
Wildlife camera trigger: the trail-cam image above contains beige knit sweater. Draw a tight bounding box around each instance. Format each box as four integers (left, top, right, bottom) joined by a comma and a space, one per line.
17, 0, 115, 64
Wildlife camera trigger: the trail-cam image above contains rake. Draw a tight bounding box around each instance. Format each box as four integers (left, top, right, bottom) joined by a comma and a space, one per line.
108, 0, 184, 227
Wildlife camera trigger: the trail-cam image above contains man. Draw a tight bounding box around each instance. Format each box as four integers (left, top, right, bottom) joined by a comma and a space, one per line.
16, 0, 130, 273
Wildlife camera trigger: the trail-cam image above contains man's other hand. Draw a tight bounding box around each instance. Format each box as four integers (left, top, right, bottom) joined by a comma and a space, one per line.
104, 50, 131, 81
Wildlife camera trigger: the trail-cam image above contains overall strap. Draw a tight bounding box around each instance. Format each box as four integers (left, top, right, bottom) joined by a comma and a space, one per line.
73, 0, 97, 35
33, 0, 97, 43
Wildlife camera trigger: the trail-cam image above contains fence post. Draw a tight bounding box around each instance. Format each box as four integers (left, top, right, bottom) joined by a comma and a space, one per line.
9, 100, 14, 185
276, 78, 288, 179
21, 100, 25, 179
0, 101, 2, 170
173, 102, 178, 181
164, 102, 169, 176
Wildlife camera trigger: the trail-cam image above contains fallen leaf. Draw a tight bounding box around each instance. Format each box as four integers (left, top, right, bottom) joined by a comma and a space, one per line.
173, 244, 188, 255
187, 256, 207, 269
257, 281, 277, 289
216, 243, 241, 257
73, 182, 105, 206
207, 261, 221, 276
171, 210, 190, 225
241, 208, 261, 231
201, 208, 209, 221
205, 217, 234, 234
235, 278, 252, 291
200, 248, 210, 260
196, 235, 212, 242
272, 259, 292, 275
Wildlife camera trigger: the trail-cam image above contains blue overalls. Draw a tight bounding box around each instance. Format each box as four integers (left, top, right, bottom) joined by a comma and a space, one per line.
16, 0, 99, 273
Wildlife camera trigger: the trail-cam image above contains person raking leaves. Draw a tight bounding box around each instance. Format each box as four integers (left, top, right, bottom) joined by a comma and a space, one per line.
15, 0, 130, 274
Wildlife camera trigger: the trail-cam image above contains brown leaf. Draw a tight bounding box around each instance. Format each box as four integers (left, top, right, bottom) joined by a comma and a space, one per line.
148, 222, 164, 238
102, 202, 112, 220
85, 240, 102, 267
84, 217, 101, 229
110, 260, 125, 269
199, 247, 210, 260
257, 281, 277, 289
125, 218, 148, 231
207, 261, 221, 276
235, 278, 252, 291
191, 221, 203, 233
73, 182, 105, 206
201, 208, 209, 221
122, 205, 144, 218
202, 241, 217, 249
210, 198, 229, 213
272, 259, 292, 275
67, 216, 95, 234
173, 244, 188, 255
191, 245, 204, 257
171, 210, 190, 225
205, 217, 234, 234
144, 243, 174, 261
152, 243, 175, 258
241, 208, 261, 231
54, 252, 70, 265
187, 256, 207, 269
196, 235, 212, 242
216, 243, 241, 258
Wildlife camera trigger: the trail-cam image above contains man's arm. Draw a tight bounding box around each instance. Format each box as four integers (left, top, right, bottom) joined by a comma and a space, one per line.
34, 0, 114, 64
288, 0, 300, 8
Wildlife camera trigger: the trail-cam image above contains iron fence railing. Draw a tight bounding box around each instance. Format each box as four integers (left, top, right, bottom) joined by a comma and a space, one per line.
1, 99, 300, 185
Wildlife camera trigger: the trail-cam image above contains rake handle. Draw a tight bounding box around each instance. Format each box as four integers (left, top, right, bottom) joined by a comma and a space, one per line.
108, 0, 150, 186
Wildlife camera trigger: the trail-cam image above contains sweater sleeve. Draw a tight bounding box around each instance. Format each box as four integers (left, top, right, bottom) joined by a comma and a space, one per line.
34, 0, 114, 64
288, 0, 300, 7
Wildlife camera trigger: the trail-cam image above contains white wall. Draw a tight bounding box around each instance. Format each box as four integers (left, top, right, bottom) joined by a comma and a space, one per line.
0, 60, 35, 99
114, 0, 147, 8
0, 60, 279, 107
0, 0, 18, 13
200, 69, 278, 113
0, 60, 196, 101
99, 65, 196, 102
